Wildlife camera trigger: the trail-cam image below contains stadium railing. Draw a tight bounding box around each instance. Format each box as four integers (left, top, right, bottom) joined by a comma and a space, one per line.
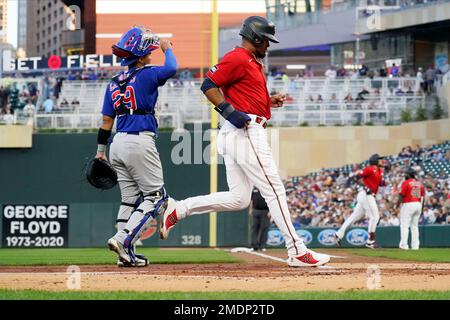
29, 77, 425, 129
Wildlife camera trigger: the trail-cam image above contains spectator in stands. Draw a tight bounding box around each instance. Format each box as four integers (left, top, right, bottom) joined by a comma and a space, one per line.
395, 86, 405, 96
43, 96, 54, 113
336, 66, 346, 78
356, 88, 369, 101
18, 85, 30, 108
425, 65, 436, 95
0, 85, 9, 112
67, 72, 75, 81
406, 87, 414, 96
379, 67, 388, 77
28, 83, 39, 105
389, 63, 400, 77
325, 66, 337, 80
23, 99, 36, 116
87, 70, 98, 81
416, 67, 424, 91
344, 93, 353, 102
54, 76, 64, 99
60, 98, 69, 110
439, 60, 449, 75
71, 97, 80, 112
305, 65, 314, 78
388, 212, 400, 226
2, 106, 14, 125
179, 68, 192, 83
317, 94, 323, 103
281, 70, 289, 85
8, 83, 20, 110
358, 64, 369, 77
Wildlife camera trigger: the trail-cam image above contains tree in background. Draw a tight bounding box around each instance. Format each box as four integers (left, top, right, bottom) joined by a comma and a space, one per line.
432, 97, 444, 120
415, 103, 428, 121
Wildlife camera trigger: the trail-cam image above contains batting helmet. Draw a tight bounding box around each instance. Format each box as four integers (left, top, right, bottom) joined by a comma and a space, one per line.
405, 167, 416, 179
86, 158, 118, 190
239, 16, 279, 45
369, 153, 384, 165
112, 25, 160, 66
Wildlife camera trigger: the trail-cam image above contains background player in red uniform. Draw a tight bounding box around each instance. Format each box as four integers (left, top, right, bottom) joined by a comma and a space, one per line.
334, 154, 385, 248
398, 167, 425, 250
160, 16, 330, 267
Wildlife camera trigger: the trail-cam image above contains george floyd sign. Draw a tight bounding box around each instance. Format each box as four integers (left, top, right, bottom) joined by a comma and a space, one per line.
4, 54, 122, 71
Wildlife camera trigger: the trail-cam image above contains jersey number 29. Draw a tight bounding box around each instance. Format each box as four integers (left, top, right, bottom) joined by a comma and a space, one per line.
112, 86, 137, 110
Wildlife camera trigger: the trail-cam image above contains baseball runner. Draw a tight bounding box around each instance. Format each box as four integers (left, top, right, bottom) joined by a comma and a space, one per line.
95, 25, 177, 267
159, 16, 330, 267
334, 154, 385, 248
398, 167, 425, 250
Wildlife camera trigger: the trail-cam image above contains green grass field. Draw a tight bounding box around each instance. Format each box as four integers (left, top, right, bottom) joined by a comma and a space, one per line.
0, 248, 240, 266
0, 289, 449, 300
0, 247, 449, 266
343, 248, 450, 263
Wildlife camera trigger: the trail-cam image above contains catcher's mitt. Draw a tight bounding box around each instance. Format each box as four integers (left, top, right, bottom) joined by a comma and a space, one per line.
86, 158, 118, 190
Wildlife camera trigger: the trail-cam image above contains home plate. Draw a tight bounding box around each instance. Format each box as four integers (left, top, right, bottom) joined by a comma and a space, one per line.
229, 247, 338, 269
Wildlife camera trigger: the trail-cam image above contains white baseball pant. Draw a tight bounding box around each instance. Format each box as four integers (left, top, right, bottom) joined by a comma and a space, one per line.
176, 116, 307, 257
335, 190, 380, 239
399, 202, 422, 250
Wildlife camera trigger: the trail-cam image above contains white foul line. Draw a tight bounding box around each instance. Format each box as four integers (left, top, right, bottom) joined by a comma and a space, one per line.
229, 247, 340, 269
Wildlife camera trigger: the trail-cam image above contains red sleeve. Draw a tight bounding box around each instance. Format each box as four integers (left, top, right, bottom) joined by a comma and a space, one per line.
206, 52, 244, 87
421, 185, 425, 197
399, 181, 408, 197
359, 167, 370, 178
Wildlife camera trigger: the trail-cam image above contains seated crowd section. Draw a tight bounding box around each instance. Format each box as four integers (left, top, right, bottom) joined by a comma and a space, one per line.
0, 70, 429, 129
284, 142, 450, 229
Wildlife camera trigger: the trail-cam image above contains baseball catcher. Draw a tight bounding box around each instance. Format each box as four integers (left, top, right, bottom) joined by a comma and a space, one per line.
95, 25, 177, 267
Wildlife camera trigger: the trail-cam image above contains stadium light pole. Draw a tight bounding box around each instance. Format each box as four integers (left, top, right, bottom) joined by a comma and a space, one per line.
209, 0, 219, 248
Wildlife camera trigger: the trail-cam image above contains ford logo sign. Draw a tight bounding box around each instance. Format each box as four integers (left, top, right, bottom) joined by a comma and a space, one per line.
317, 229, 337, 246
266, 229, 285, 247
346, 228, 369, 246
296, 229, 313, 245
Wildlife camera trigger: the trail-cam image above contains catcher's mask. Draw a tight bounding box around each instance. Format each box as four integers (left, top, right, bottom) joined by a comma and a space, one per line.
86, 158, 118, 190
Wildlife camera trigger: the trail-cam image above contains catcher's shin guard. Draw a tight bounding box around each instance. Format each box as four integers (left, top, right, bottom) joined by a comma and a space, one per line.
123, 188, 168, 251
116, 193, 143, 231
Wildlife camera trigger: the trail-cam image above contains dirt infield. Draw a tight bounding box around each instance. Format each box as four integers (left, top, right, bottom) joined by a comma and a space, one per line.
1, 249, 450, 292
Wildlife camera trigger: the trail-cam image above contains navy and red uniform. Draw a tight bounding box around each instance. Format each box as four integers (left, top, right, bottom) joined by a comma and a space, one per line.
359, 165, 384, 194
399, 178, 425, 249
206, 47, 271, 119
400, 179, 425, 203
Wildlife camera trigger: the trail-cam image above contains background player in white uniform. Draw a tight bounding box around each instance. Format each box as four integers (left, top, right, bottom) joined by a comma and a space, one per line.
95, 26, 177, 267
159, 16, 330, 267
334, 154, 384, 249
398, 167, 425, 250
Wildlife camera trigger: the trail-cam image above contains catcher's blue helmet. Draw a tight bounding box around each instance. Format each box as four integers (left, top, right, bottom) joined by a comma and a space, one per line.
112, 25, 160, 66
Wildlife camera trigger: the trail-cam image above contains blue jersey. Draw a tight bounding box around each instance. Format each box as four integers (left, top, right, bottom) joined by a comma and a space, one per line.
102, 48, 177, 133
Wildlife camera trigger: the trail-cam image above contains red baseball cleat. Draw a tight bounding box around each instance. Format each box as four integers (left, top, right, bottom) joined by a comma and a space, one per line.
288, 249, 330, 267
159, 197, 178, 240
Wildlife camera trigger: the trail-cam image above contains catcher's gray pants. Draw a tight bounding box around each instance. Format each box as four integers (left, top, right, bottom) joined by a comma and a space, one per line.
109, 132, 164, 247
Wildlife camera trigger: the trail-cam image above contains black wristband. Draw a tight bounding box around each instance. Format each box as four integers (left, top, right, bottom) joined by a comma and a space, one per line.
97, 128, 112, 145
215, 101, 235, 119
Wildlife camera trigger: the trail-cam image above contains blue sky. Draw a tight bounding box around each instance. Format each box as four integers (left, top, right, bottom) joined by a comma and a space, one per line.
7, 0, 18, 47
